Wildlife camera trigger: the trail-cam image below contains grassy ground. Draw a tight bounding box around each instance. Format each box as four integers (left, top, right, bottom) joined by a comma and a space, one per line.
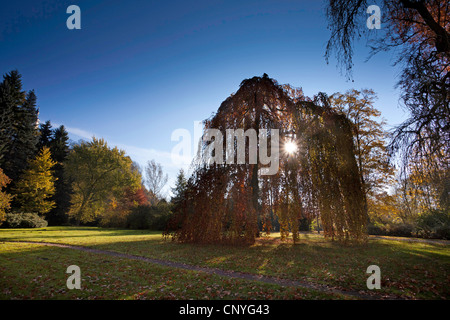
0, 227, 449, 300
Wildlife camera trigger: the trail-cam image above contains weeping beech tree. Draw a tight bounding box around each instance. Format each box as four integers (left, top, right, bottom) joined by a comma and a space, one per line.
167, 74, 368, 244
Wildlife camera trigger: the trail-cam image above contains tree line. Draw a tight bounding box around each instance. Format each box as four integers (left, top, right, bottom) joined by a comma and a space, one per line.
166, 0, 449, 244
0, 70, 187, 229
0, 68, 447, 240
324, 0, 449, 239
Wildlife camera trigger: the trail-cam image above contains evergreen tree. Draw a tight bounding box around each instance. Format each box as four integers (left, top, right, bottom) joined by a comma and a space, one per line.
0, 83, 15, 163
0, 70, 26, 181
171, 169, 187, 208
46, 125, 71, 225
0, 70, 39, 184
1, 70, 25, 105
38, 120, 53, 150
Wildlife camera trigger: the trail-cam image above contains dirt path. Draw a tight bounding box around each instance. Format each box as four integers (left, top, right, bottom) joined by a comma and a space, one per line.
303, 231, 450, 246
1, 240, 400, 300
369, 235, 450, 246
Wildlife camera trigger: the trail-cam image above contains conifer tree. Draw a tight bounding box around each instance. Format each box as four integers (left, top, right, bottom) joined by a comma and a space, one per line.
46, 125, 71, 225
38, 120, 53, 150
171, 169, 188, 208
14, 147, 56, 215
0, 70, 39, 184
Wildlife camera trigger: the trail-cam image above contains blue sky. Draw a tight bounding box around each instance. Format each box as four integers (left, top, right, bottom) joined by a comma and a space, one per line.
1, 0, 407, 195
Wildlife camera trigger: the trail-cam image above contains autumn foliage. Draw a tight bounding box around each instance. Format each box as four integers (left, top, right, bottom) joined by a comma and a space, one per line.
167, 75, 368, 244
0, 169, 12, 225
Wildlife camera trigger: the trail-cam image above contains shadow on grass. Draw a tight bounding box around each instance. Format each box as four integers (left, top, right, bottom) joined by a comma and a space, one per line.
0, 242, 344, 300
0, 227, 161, 241
1, 227, 449, 299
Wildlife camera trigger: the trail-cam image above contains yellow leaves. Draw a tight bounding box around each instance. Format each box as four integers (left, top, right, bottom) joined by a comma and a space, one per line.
110, 197, 118, 209
0, 169, 13, 223
13, 147, 56, 215
65, 138, 143, 224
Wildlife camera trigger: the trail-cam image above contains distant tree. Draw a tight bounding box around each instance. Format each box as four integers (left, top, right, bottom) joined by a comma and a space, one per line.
324, 1, 449, 209
330, 89, 394, 217
369, 190, 402, 223
0, 85, 15, 163
144, 160, 168, 200
38, 120, 53, 150
130, 161, 160, 203
143, 187, 159, 206
0, 70, 39, 184
13, 147, 56, 215
100, 186, 149, 228
395, 152, 448, 217
132, 161, 143, 177
49, 125, 70, 162
65, 137, 141, 224
128, 186, 150, 207
46, 125, 72, 225
392, 173, 422, 223
0, 169, 12, 225
171, 169, 187, 206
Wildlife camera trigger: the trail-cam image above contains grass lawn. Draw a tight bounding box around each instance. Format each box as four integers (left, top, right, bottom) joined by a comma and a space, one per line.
0, 226, 449, 300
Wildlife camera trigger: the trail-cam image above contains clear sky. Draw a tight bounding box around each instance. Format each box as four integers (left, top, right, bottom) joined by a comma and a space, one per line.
1, 0, 408, 195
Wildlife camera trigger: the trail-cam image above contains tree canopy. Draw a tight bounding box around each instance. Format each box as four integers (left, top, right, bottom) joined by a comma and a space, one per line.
13, 147, 57, 215
167, 75, 368, 244
0, 168, 12, 225
0, 70, 39, 184
325, 0, 449, 218
65, 137, 142, 224
329, 89, 394, 217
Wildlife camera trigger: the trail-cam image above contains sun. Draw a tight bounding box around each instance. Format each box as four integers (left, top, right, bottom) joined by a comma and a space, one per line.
284, 140, 298, 155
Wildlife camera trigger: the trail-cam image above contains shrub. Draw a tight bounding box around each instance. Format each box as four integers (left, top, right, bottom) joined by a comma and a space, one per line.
299, 218, 311, 231
386, 223, 414, 237
99, 207, 130, 228
126, 202, 174, 230
416, 209, 450, 239
151, 201, 173, 230
367, 223, 386, 235
127, 205, 152, 229
2, 212, 48, 228
367, 222, 414, 237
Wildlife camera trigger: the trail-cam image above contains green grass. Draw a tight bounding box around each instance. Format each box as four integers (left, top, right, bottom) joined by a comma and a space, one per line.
1, 227, 449, 299
0, 241, 340, 300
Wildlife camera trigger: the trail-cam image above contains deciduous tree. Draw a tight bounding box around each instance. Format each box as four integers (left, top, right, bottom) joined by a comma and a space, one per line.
0, 169, 12, 225
144, 160, 168, 200
65, 137, 141, 224
168, 75, 367, 244
324, 1, 449, 214
329, 89, 394, 219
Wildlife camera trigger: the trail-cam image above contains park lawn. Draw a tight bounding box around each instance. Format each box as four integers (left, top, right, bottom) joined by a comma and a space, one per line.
0, 226, 449, 299
0, 241, 343, 300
